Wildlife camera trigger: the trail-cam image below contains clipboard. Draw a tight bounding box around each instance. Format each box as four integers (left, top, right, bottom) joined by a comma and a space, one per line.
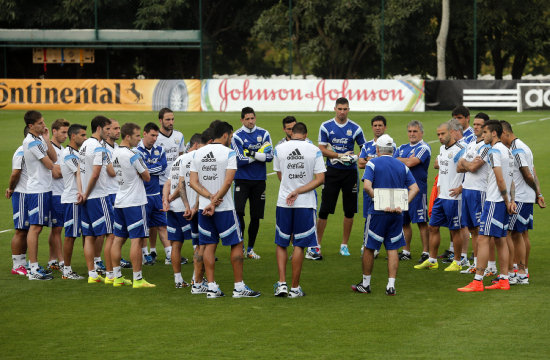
373, 188, 409, 211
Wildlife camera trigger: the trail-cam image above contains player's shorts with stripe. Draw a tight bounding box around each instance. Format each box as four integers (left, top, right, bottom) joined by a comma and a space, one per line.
479, 201, 509, 238
50, 195, 64, 228
198, 210, 242, 246
363, 213, 406, 251
12, 192, 29, 230
403, 191, 428, 224
146, 194, 167, 227
81, 196, 114, 237
508, 202, 533, 232
63, 203, 82, 238
461, 189, 485, 228
275, 207, 318, 248
27, 191, 52, 226
429, 198, 462, 230
113, 205, 148, 239
167, 211, 199, 245
320, 167, 358, 217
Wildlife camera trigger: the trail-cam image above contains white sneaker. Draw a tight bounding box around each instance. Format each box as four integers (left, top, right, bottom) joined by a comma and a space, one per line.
274, 282, 288, 297
288, 286, 306, 298
246, 249, 261, 260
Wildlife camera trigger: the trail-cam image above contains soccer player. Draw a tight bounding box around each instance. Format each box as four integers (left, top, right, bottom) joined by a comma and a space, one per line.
23, 110, 57, 280
357, 115, 389, 169
190, 121, 260, 298
232, 107, 273, 260
80, 115, 115, 283
111, 122, 154, 288
273, 122, 326, 298
6, 126, 31, 276
47, 119, 70, 273
415, 122, 465, 271
458, 120, 516, 292
151, 108, 186, 263
60, 124, 87, 280
316, 97, 366, 259
136, 122, 170, 265
456, 113, 490, 274
452, 105, 475, 144
500, 120, 545, 284
394, 120, 431, 262
352, 134, 419, 295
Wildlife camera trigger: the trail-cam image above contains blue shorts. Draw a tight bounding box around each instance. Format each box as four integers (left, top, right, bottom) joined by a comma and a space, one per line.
12, 192, 29, 230
81, 196, 114, 237
50, 195, 64, 228
509, 202, 533, 233
167, 211, 199, 245
63, 203, 82, 238
113, 205, 148, 239
461, 189, 485, 228
275, 207, 318, 248
27, 192, 52, 226
146, 194, 167, 227
198, 210, 242, 246
362, 191, 372, 219
403, 191, 428, 224
109, 193, 116, 206
364, 213, 406, 251
429, 198, 462, 230
479, 201, 509, 238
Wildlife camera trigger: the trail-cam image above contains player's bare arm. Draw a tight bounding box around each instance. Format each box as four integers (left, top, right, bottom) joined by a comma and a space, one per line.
286, 172, 325, 206
5, 169, 21, 199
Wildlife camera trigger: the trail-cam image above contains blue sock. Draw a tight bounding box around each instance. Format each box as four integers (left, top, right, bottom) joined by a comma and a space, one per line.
247, 246, 253, 252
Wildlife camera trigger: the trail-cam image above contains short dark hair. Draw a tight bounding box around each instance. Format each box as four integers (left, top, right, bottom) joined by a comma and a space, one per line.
282, 116, 297, 127
23, 126, 30, 137
158, 108, 173, 120
241, 107, 255, 119
371, 115, 387, 126
292, 122, 307, 135
213, 121, 233, 139
121, 122, 140, 139
144, 122, 159, 133
474, 112, 490, 122
209, 119, 222, 129
452, 105, 470, 118
335, 97, 349, 106
201, 128, 215, 143
52, 118, 70, 130
483, 120, 502, 138
68, 124, 87, 138
24, 110, 42, 126
91, 115, 111, 133
189, 133, 203, 147
500, 120, 513, 133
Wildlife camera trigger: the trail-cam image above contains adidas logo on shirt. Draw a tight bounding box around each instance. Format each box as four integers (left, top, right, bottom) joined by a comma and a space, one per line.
330, 130, 335, 134
287, 148, 304, 160
202, 151, 216, 162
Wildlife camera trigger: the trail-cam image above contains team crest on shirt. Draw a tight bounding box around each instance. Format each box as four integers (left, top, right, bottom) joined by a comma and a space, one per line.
448, 152, 453, 159
175, 139, 180, 144
154, 150, 159, 156
257, 136, 262, 142
346, 130, 352, 136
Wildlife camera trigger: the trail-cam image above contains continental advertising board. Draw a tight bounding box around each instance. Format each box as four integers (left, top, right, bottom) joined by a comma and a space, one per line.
0, 79, 201, 111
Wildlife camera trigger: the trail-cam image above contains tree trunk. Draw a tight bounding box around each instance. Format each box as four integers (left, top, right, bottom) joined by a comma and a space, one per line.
511, 52, 528, 79
436, 0, 450, 80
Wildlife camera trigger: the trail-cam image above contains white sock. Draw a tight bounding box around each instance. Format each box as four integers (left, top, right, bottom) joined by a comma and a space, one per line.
133, 271, 143, 281
59, 261, 64, 267
362, 274, 371, 287
15, 254, 25, 267
474, 274, 483, 281
64, 265, 72, 276
106, 271, 114, 280
402, 250, 410, 256
94, 257, 101, 263
513, 263, 518, 270
48, 259, 57, 266
174, 272, 183, 283
525, 268, 529, 275
165, 246, 172, 258
290, 286, 300, 292
30, 262, 39, 272
113, 266, 122, 278
234, 281, 245, 291
150, 247, 157, 254
340, 244, 347, 248
387, 278, 395, 289
449, 243, 454, 252
428, 257, 436, 263
142, 247, 149, 255
473, 257, 477, 266
461, 253, 467, 260
488, 261, 496, 269
454, 259, 461, 265
12, 255, 17, 268
208, 282, 218, 291
88, 270, 98, 278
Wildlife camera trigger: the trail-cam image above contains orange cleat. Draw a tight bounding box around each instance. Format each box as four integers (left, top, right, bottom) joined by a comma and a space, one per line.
457, 280, 484, 292
485, 278, 510, 290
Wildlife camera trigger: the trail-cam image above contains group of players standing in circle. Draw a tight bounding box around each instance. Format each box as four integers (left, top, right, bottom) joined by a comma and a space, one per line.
6, 99, 545, 297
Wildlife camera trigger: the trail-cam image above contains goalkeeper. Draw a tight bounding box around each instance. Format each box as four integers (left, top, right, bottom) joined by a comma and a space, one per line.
231, 107, 273, 260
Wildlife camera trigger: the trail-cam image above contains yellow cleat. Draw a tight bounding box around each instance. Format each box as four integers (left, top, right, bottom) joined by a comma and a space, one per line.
88, 275, 105, 284
113, 277, 132, 287
133, 278, 156, 289
414, 259, 438, 270
104, 277, 115, 285
444, 261, 462, 272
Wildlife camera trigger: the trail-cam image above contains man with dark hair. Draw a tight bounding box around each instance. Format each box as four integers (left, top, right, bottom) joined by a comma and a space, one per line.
232, 107, 273, 260
22, 110, 57, 280
60, 124, 87, 280
277, 116, 297, 147
190, 121, 260, 298
316, 97, 366, 259
273, 122, 326, 297
452, 105, 475, 144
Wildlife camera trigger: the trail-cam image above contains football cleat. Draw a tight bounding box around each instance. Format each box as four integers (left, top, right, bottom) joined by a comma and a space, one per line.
516, 276, 529, 285
288, 286, 306, 298
460, 265, 477, 274
457, 280, 484, 292
207, 287, 225, 298
398, 252, 412, 261
165, 257, 172, 265
385, 287, 396, 296
444, 261, 462, 272
120, 258, 132, 268
94, 260, 106, 274
11, 265, 28, 276
414, 259, 438, 270
233, 285, 261, 298
62, 271, 84, 280
181, 257, 189, 265
418, 253, 429, 264
273, 282, 288, 297
114, 277, 133, 287
175, 280, 190, 288
351, 283, 371, 293
143, 254, 154, 266
438, 249, 453, 259
460, 257, 470, 267
484, 268, 498, 277
28, 268, 53, 281
47, 262, 61, 272
133, 279, 156, 288
191, 282, 209, 294
104, 277, 115, 285
88, 275, 105, 284
247, 249, 261, 260
305, 247, 323, 260
339, 245, 351, 256
485, 278, 510, 290
150, 251, 157, 264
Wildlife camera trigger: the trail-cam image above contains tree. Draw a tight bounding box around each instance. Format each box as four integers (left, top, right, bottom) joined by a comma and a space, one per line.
435, 0, 449, 79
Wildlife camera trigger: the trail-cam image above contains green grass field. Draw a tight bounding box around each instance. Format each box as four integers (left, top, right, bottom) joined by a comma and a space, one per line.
1, 109, 549, 359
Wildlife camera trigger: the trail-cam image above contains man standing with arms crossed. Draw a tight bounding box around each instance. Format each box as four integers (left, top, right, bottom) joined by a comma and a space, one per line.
316, 97, 366, 259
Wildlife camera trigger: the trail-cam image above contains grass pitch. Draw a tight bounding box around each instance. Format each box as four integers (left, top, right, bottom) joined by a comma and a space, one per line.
0, 109, 549, 359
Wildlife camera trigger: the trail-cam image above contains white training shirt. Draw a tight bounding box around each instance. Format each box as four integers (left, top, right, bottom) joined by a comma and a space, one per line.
510, 138, 536, 203
273, 140, 326, 208
168, 151, 198, 212
155, 130, 185, 185
51, 143, 65, 196
12, 145, 28, 194
60, 146, 81, 204
461, 138, 491, 192
80, 137, 111, 199
437, 141, 465, 200
190, 143, 236, 212
483, 142, 514, 203
23, 133, 52, 194
104, 141, 120, 195
112, 146, 148, 208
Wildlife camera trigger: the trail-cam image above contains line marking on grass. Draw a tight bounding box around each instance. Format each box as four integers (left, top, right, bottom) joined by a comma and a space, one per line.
267, 172, 276, 176
516, 120, 537, 125
0, 229, 13, 234
539, 117, 550, 121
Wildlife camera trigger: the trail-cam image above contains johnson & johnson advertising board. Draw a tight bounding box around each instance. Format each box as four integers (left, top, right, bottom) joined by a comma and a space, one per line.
201, 79, 425, 112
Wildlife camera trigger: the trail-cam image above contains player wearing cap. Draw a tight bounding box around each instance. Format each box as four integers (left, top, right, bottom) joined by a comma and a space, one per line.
190, 121, 261, 299
316, 97, 366, 259
273, 122, 326, 298
111, 123, 154, 288
352, 134, 419, 295
458, 120, 516, 292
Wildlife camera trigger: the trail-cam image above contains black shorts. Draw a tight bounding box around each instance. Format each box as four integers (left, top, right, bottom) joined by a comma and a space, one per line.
319, 167, 358, 216
234, 179, 266, 219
